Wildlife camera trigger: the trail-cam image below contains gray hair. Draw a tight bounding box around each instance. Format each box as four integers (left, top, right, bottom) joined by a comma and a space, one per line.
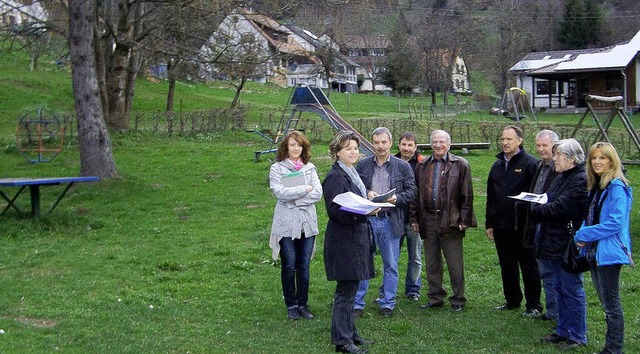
430, 129, 451, 144
554, 138, 585, 165
372, 127, 392, 142
536, 129, 559, 142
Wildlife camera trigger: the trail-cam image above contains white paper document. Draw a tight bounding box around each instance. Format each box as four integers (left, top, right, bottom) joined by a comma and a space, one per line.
281, 171, 306, 187
508, 192, 548, 204
332, 191, 395, 215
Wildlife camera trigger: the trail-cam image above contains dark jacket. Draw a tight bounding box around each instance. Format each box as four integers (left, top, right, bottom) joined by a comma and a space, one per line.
322, 163, 375, 281
523, 160, 559, 249
486, 149, 538, 231
410, 152, 477, 235
395, 151, 424, 220
394, 151, 424, 170
356, 155, 417, 236
530, 163, 588, 260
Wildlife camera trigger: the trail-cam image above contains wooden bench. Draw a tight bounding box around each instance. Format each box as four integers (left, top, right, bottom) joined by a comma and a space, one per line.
416, 142, 490, 153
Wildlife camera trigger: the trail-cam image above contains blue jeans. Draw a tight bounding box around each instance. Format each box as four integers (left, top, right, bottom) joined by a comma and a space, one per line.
549, 260, 587, 344
279, 235, 314, 308
354, 216, 400, 310
401, 223, 422, 296
590, 262, 624, 354
537, 259, 558, 320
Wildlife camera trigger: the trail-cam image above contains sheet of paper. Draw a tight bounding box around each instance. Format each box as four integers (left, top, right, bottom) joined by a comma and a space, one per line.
508, 192, 548, 204
333, 191, 395, 215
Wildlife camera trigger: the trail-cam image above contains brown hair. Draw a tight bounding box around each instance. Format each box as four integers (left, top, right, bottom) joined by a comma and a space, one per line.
329, 130, 360, 160
586, 142, 628, 190
276, 131, 311, 164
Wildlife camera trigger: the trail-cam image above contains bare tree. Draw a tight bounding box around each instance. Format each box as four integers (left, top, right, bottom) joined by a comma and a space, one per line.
201, 28, 271, 109
68, 0, 118, 178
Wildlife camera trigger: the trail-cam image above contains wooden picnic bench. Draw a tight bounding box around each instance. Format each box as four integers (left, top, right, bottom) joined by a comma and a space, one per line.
416, 142, 490, 153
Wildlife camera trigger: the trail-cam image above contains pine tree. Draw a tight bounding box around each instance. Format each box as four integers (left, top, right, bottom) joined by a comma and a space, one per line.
557, 0, 603, 49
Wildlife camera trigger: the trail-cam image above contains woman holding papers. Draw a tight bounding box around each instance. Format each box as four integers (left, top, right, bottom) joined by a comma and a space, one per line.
530, 139, 589, 350
575, 142, 633, 354
269, 131, 322, 321
322, 130, 376, 354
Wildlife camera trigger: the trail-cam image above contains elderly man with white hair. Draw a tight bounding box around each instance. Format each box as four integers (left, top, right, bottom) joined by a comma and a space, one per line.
409, 130, 477, 312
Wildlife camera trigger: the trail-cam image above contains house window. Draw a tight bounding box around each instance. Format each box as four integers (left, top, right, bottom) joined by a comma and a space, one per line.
289, 78, 296, 86
536, 80, 557, 96
605, 78, 623, 92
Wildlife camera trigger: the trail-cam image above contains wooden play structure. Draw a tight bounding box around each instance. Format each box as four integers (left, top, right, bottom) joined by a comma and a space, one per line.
570, 95, 640, 162
489, 87, 538, 122
248, 84, 375, 161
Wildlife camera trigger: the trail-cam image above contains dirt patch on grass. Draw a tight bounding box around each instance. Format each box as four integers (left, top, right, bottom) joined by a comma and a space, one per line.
15, 316, 57, 328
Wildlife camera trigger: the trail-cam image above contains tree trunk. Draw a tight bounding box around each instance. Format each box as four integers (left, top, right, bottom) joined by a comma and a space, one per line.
230, 78, 246, 109
166, 60, 176, 112
123, 1, 144, 120
68, 0, 118, 179
104, 1, 132, 131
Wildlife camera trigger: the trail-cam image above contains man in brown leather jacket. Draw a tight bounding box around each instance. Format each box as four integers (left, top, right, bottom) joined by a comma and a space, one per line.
409, 130, 477, 312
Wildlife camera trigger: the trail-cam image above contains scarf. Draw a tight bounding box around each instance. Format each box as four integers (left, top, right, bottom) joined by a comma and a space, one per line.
288, 158, 303, 171
338, 160, 367, 198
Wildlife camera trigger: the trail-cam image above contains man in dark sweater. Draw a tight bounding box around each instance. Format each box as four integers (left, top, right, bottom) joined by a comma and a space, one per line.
485, 125, 542, 315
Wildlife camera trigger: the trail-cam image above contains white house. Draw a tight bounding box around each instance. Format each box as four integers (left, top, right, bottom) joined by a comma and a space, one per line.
0, 0, 47, 29
200, 8, 359, 92
509, 29, 640, 111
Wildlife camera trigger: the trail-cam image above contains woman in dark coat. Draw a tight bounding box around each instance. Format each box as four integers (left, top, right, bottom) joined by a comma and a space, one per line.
323, 130, 376, 354
531, 139, 589, 350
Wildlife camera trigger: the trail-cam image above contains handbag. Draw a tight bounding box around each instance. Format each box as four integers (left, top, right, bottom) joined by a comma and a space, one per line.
561, 221, 589, 274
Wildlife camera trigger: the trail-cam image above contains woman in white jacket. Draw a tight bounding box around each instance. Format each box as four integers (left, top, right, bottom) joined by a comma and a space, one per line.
269, 131, 322, 320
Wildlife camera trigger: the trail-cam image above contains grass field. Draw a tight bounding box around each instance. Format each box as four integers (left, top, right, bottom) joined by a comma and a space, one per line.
1, 48, 639, 353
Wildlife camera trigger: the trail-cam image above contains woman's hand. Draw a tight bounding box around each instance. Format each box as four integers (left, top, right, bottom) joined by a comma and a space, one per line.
305, 185, 313, 193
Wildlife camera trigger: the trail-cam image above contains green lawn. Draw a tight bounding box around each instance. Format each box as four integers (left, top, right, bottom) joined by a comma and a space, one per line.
1, 131, 639, 353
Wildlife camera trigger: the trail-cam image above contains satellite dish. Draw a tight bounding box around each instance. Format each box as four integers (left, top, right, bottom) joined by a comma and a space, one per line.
288, 63, 298, 71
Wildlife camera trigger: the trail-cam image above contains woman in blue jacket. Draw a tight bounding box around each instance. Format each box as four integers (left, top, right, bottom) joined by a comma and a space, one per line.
575, 142, 634, 354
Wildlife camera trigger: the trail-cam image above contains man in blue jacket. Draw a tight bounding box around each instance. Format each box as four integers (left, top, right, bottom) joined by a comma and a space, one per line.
486, 125, 542, 315
354, 127, 417, 317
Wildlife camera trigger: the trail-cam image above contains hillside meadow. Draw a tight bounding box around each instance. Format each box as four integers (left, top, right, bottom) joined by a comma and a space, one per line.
1, 50, 639, 353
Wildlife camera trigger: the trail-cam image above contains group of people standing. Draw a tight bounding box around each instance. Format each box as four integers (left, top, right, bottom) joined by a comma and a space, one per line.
267, 125, 633, 354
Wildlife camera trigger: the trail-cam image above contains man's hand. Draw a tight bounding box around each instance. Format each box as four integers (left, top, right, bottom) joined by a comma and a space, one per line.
411, 222, 419, 233
486, 228, 494, 241
386, 194, 397, 205
459, 223, 468, 231
367, 191, 379, 200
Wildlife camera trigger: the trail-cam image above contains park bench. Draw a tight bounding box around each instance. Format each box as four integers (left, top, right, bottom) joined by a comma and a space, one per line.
416, 142, 490, 153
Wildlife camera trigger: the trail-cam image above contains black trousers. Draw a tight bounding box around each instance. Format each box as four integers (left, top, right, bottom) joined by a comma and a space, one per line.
493, 227, 542, 310
331, 280, 362, 345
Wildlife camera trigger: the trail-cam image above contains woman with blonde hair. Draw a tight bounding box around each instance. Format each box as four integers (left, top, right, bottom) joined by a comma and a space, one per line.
269, 130, 322, 320
575, 142, 633, 354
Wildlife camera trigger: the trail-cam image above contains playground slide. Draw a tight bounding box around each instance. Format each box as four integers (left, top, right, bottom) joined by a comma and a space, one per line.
295, 103, 375, 157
